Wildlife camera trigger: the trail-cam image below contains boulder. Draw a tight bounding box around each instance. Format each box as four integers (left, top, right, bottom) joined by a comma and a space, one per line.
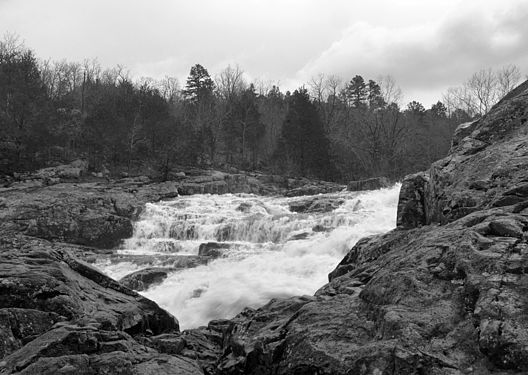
0, 232, 181, 365
0, 325, 202, 375
198, 242, 231, 258
396, 172, 429, 228
289, 196, 345, 214
119, 268, 174, 291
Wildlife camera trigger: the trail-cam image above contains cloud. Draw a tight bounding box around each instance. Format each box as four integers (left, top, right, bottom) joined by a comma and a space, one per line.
295, 0, 528, 103
1, 0, 527, 104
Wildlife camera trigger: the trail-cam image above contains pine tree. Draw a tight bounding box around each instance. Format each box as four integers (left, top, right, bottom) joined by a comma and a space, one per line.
182, 64, 215, 103
346, 75, 368, 107
279, 88, 334, 178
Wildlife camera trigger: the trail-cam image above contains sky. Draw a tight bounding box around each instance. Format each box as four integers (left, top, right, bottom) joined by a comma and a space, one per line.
1, 0, 527, 106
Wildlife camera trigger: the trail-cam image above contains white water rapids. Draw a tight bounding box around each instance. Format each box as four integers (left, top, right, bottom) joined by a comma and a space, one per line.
97, 185, 400, 329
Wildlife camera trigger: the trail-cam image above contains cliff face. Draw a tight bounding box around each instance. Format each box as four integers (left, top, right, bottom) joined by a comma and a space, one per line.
211, 81, 528, 374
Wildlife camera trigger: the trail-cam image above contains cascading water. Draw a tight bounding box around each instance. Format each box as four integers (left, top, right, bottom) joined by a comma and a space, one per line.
96, 185, 401, 329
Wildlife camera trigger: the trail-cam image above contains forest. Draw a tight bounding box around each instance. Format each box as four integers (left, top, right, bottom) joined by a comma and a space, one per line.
0, 35, 523, 182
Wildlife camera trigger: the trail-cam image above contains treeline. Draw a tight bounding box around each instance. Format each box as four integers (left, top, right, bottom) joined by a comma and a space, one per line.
0, 35, 522, 181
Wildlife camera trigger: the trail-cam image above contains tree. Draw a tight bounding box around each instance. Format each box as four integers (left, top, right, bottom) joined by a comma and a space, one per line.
443, 65, 522, 117
277, 88, 334, 178
0, 37, 53, 171
367, 79, 384, 108
182, 64, 215, 103
182, 64, 216, 165
345, 75, 367, 107
406, 101, 425, 115
430, 101, 447, 118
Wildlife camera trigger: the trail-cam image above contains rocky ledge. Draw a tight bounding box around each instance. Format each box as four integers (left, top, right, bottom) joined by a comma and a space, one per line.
1, 81, 527, 374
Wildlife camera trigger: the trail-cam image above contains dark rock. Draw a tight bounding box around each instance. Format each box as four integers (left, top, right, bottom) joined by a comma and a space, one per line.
289, 196, 345, 214
198, 242, 231, 258
119, 268, 174, 291
396, 172, 429, 228
488, 218, 524, 238
0, 234, 178, 348
347, 177, 390, 191
0, 308, 66, 359
288, 232, 310, 241
0, 325, 202, 375
236, 202, 253, 213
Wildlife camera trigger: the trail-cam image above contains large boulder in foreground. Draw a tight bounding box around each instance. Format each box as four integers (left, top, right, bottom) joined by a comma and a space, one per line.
205, 80, 528, 374
0, 233, 206, 374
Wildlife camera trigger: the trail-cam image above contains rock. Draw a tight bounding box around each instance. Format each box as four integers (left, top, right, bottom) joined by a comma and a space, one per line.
33, 159, 88, 181
488, 218, 524, 238
288, 232, 310, 241
0, 308, 66, 359
0, 325, 203, 375
198, 242, 231, 258
119, 268, 174, 291
451, 120, 478, 148
347, 177, 390, 191
396, 172, 429, 229
236, 202, 253, 213
0, 232, 182, 366
289, 196, 345, 214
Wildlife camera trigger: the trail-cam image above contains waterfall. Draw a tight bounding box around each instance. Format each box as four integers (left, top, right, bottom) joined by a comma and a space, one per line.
97, 185, 401, 329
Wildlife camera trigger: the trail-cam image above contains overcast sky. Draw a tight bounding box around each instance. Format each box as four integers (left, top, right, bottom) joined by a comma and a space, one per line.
1, 0, 527, 105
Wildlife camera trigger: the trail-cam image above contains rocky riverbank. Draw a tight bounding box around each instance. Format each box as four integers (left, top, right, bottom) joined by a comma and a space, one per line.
0, 167, 344, 374
1, 80, 527, 374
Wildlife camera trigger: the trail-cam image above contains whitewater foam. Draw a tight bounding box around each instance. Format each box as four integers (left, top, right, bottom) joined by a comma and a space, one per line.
97, 185, 400, 329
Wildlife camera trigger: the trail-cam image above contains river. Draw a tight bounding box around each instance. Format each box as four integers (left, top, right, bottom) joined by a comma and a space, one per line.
97, 185, 400, 329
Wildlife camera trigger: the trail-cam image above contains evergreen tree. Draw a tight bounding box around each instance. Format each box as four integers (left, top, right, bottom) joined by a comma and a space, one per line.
346, 75, 367, 107
182, 64, 215, 103
278, 88, 334, 179
367, 79, 385, 108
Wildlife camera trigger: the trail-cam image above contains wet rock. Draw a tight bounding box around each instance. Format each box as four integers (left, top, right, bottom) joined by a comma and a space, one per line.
0, 308, 66, 359
0, 234, 178, 343
288, 232, 310, 241
397, 172, 429, 229
289, 196, 345, 214
119, 268, 174, 291
0, 325, 203, 375
488, 218, 524, 238
347, 177, 390, 191
198, 242, 231, 258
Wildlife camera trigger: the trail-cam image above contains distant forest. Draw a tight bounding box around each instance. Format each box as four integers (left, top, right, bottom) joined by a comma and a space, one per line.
0, 34, 523, 182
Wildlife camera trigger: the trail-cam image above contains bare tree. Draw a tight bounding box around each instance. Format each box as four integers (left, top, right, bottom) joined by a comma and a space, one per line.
378, 75, 402, 105
158, 76, 180, 102
444, 65, 523, 117
467, 68, 497, 115
215, 64, 246, 101
497, 64, 522, 98
0, 32, 23, 55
